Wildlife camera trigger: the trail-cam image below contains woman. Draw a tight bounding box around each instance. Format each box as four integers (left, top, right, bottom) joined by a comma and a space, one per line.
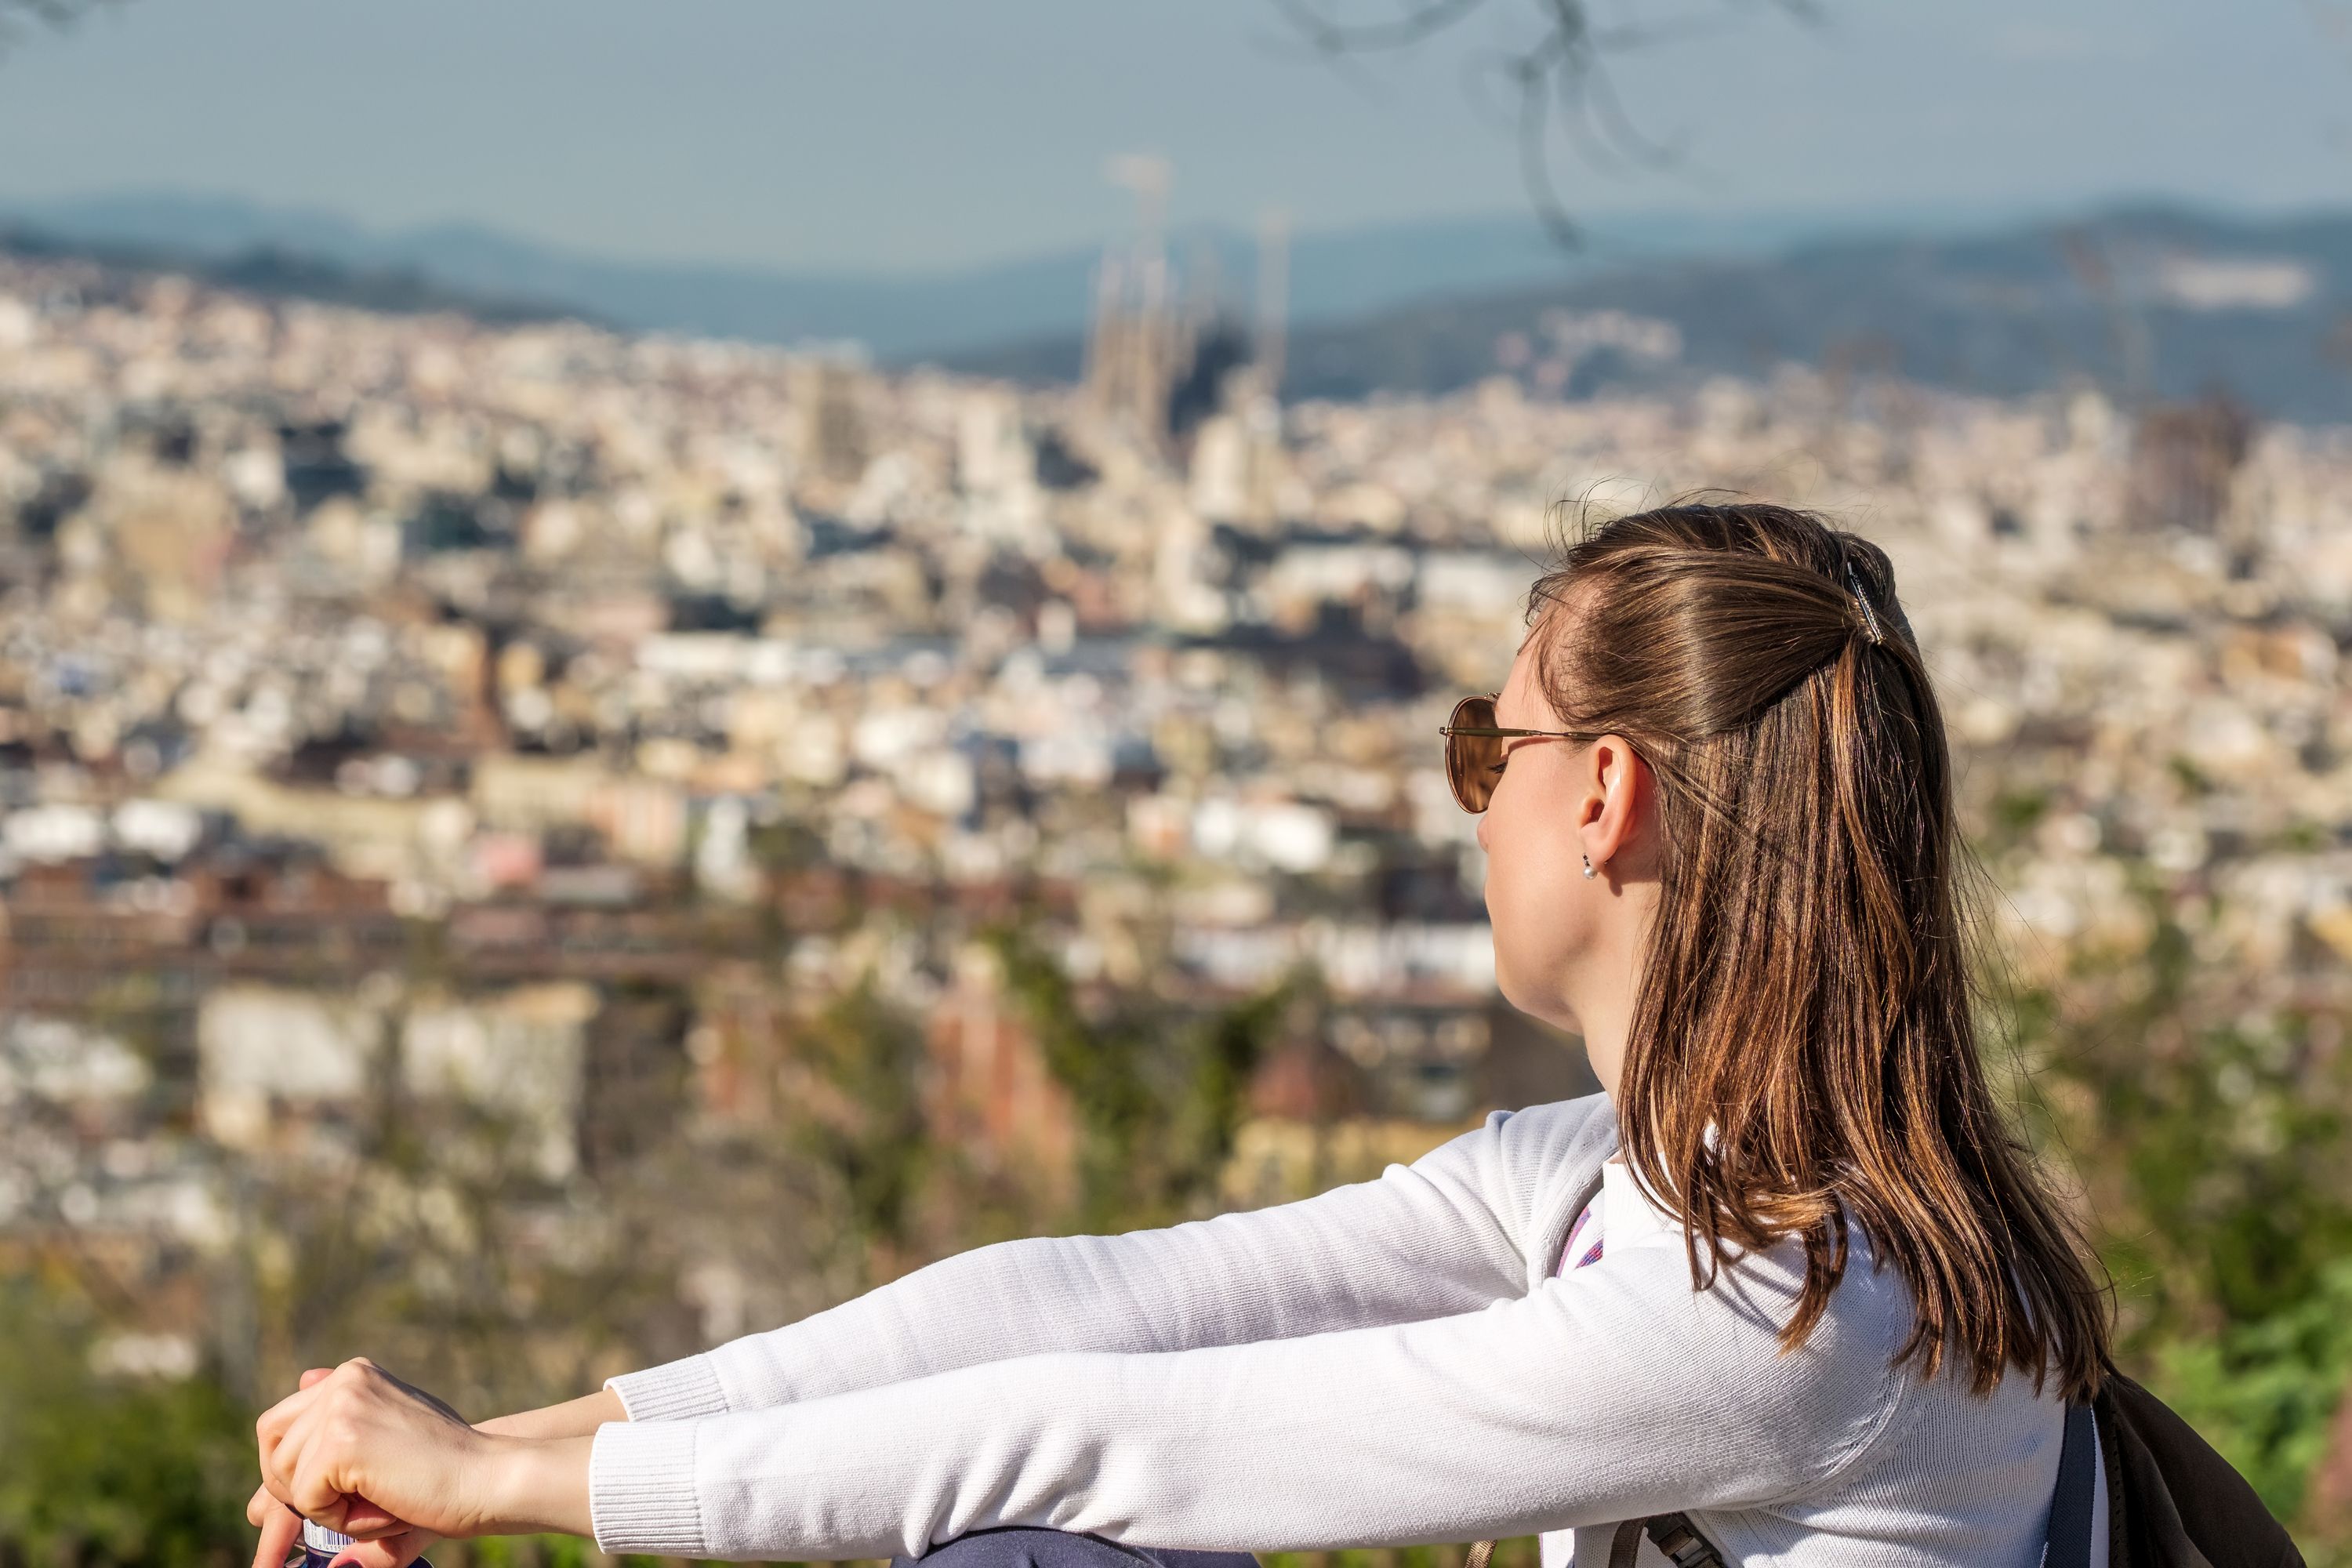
250, 503, 2113, 1568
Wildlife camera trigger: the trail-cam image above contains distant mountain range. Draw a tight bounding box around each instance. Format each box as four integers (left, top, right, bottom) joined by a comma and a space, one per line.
957, 205, 2352, 423
0, 189, 2019, 359
4, 191, 2347, 422
0, 224, 568, 325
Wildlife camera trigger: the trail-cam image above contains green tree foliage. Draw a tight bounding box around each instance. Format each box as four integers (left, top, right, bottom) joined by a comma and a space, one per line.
2155, 1259, 2352, 1524
2002, 879, 2352, 1530
1262, 1542, 1538, 1568
0, 1280, 254, 1566
990, 926, 1297, 1233
787, 975, 935, 1268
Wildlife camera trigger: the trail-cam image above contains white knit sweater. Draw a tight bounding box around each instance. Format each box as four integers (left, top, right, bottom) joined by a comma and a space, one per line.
591, 1094, 2082, 1565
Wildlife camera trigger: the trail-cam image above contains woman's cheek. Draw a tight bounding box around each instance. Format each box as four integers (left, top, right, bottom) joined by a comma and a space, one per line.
1502, 823, 1592, 1015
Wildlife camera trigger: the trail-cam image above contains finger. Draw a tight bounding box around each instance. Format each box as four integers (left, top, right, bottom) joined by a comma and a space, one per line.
300, 1366, 336, 1389
329, 1526, 438, 1568
261, 1395, 332, 1514
256, 1456, 299, 1516
255, 1410, 302, 1510
257, 1380, 324, 1450
336, 1495, 407, 1539
270, 1394, 398, 1537
289, 1443, 350, 1526
249, 1501, 302, 1568
247, 1483, 276, 1529
281, 1400, 359, 1523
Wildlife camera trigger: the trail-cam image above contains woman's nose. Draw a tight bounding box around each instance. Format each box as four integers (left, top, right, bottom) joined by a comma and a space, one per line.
1475, 810, 1492, 854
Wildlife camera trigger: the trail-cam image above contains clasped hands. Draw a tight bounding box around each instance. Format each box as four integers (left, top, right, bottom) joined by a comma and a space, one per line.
245, 1359, 596, 1568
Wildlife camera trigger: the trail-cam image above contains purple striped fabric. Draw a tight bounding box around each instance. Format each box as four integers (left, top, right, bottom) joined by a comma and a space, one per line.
1558, 1195, 1603, 1273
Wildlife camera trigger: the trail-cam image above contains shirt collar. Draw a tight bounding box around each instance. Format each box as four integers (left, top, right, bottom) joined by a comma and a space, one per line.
1600, 1156, 1678, 1247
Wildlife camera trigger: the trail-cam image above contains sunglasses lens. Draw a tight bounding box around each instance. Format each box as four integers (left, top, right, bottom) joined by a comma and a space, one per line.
1446, 695, 1501, 813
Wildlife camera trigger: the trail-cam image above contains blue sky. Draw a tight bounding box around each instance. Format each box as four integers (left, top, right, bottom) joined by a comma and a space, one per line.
2, 0, 2347, 270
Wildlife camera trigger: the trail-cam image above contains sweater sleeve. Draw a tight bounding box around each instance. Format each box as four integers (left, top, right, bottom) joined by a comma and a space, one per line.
606, 1095, 1616, 1422
586, 1217, 1910, 1561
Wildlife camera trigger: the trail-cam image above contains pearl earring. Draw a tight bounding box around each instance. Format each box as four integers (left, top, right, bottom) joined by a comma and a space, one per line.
1581, 854, 1596, 880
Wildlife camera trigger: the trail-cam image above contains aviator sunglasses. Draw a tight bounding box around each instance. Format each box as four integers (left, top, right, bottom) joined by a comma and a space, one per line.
1438, 694, 1578, 814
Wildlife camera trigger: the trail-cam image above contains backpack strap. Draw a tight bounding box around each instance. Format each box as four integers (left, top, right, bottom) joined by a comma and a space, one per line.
2045, 1401, 2097, 1568
1606, 1515, 1724, 1568
1467, 1510, 1726, 1568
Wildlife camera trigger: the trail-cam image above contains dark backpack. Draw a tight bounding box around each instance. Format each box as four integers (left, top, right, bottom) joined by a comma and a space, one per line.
2090, 1372, 2305, 1568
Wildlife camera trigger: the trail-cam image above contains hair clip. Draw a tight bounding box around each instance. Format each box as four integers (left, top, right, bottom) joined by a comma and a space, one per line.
1844, 559, 1886, 646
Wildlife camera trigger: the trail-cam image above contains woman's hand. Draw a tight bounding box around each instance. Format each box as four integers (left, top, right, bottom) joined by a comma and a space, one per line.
247, 1374, 625, 1568
249, 1358, 594, 1564
249, 1370, 435, 1568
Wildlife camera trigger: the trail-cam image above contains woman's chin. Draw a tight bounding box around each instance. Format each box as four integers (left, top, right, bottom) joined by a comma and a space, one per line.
1494, 967, 1577, 1037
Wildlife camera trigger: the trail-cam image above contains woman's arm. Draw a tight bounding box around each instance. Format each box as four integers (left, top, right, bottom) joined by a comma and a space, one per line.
607, 1095, 1615, 1422
474, 1388, 626, 1442
252, 1222, 1900, 1565
243, 1098, 1610, 1568
582, 1225, 1909, 1562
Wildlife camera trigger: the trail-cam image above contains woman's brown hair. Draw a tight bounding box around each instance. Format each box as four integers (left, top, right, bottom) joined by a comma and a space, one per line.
1527, 500, 2111, 1399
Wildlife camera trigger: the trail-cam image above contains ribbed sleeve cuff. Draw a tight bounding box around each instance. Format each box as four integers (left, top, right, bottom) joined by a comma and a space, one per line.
605, 1352, 731, 1421
589, 1418, 706, 1558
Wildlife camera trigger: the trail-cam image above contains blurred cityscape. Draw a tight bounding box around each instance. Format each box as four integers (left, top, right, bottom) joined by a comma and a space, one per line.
2, 216, 2351, 1560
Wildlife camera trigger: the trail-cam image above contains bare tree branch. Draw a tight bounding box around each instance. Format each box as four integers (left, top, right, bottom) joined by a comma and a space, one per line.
1272, 0, 1820, 249
0, 0, 100, 20
0, 0, 118, 55
1270, 0, 1494, 55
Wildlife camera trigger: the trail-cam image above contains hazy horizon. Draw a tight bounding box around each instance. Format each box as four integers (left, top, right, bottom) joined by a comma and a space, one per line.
2, 0, 2346, 274
2, 182, 2154, 280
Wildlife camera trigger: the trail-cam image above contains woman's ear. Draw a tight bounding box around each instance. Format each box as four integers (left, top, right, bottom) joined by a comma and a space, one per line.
1581, 734, 1650, 875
